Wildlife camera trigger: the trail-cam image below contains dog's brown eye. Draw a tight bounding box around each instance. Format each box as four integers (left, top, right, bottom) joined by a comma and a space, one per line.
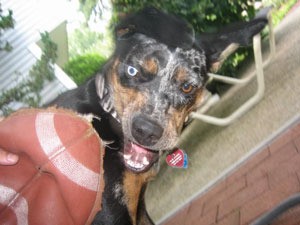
181, 82, 194, 94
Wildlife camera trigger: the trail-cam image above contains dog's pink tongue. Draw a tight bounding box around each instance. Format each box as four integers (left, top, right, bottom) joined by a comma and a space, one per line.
123, 142, 158, 172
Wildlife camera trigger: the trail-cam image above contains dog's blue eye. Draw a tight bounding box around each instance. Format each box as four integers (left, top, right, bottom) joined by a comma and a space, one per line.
127, 66, 138, 76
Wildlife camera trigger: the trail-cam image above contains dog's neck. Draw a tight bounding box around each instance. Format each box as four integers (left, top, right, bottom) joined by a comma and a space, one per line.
95, 73, 120, 123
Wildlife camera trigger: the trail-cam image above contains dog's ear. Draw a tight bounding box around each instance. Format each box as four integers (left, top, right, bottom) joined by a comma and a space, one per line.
197, 15, 269, 72
116, 24, 136, 39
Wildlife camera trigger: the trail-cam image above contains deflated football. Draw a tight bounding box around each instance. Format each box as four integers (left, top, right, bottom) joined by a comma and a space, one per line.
0, 108, 104, 225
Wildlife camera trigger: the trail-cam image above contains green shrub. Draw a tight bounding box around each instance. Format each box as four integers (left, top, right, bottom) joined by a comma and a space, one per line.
63, 53, 107, 85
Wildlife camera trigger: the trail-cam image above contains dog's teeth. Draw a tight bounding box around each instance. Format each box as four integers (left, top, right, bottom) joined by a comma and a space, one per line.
143, 157, 149, 165
135, 163, 143, 169
126, 159, 144, 169
128, 160, 134, 167
124, 154, 131, 160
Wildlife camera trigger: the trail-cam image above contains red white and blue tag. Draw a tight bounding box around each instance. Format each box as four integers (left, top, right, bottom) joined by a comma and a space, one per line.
166, 149, 188, 169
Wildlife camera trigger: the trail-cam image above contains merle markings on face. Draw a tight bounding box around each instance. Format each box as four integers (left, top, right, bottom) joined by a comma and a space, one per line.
109, 34, 207, 152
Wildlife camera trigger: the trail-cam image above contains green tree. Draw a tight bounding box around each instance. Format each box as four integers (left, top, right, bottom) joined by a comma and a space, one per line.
0, 3, 14, 51
69, 25, 101, 57
79, 0, 107, 22
68, 24, 113, 58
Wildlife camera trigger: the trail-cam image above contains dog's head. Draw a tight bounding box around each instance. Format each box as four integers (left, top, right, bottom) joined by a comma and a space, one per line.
97, 7, 268, 173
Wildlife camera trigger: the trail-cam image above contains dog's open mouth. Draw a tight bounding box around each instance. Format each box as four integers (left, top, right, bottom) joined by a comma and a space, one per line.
123, 142, 160, 173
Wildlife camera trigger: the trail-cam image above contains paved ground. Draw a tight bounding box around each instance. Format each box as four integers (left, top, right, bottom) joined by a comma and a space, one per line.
163, 119, 300, 225
145, 5, 300, 224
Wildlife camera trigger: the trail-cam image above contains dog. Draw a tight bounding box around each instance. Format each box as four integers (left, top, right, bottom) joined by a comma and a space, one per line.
50, 7, 268, 225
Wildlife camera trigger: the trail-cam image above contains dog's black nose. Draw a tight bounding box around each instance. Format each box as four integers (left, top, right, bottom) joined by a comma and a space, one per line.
132, 116, 163, 146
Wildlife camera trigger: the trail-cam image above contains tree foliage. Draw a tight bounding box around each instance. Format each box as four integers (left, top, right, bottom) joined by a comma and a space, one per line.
68, 25, 110, 58
79, 0, 107, 22
0, 32, 57, 115
0, 3, 15, 52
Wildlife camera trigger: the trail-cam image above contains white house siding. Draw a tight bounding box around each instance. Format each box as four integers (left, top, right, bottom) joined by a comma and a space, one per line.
0, 0, 77, 113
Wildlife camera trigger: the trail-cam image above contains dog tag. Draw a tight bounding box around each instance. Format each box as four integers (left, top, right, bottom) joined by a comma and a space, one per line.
166, 149, 188, 169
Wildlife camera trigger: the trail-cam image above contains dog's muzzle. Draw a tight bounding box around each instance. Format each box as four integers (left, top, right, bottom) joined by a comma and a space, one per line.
131, 115, 163, 147
121, 115, 163, 173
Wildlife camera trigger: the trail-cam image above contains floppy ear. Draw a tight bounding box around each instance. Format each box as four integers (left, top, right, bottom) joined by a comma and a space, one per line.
116, 24, 136, 39
197, 8, 270, 72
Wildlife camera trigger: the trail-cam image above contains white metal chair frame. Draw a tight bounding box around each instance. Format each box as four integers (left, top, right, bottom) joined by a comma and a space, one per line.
191, 13, 276, 126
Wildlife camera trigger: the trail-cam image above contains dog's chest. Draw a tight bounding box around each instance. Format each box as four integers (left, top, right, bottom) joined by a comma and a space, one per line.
117, 170, 157, 225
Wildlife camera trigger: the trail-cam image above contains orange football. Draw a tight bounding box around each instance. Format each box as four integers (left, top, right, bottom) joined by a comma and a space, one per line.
0, 108, 104, 225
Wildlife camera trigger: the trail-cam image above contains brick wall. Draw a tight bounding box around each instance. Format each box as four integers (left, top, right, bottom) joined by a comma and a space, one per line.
162, 121, 300, 225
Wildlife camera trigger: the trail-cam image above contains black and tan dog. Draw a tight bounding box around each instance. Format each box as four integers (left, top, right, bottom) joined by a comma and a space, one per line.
51, 7, 268, 225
